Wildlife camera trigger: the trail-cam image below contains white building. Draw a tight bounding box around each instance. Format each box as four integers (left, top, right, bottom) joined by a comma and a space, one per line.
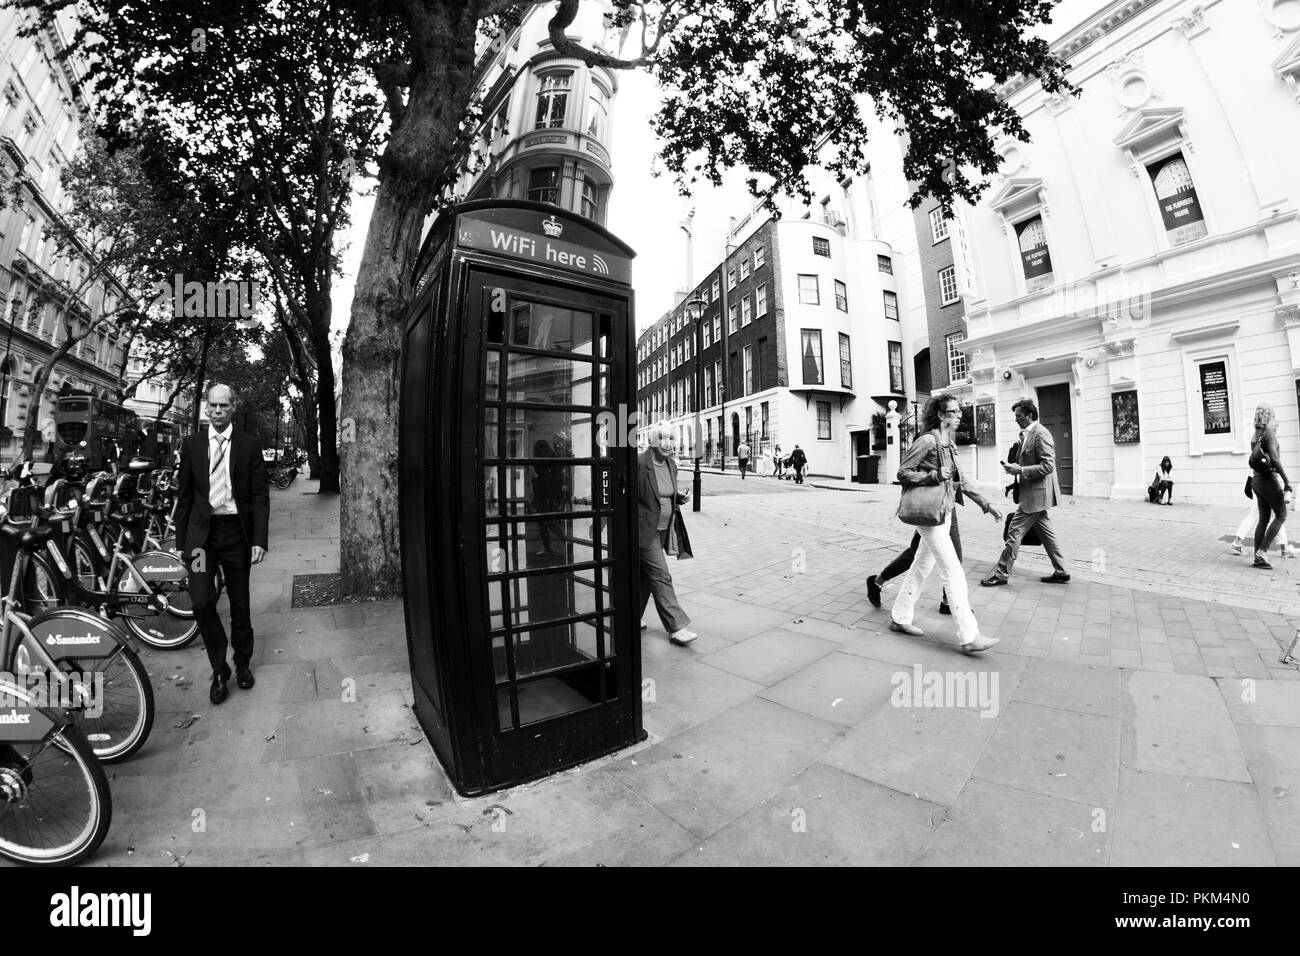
951, 0, 1300, 503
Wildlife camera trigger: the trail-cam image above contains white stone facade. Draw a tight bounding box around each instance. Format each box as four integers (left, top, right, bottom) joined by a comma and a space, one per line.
954, 0, 1300, 504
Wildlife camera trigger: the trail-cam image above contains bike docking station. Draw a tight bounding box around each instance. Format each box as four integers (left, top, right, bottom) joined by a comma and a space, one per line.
399, 199, 644, 796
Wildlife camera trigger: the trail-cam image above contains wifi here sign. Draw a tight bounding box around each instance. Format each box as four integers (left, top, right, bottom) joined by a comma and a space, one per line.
456, 215, 631, 284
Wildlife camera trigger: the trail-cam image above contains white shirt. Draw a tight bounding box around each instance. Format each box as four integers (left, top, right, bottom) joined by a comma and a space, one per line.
208, 424, 238, 515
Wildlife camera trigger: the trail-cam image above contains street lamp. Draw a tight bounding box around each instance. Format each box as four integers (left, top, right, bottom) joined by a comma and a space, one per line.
683, 295, 706, 512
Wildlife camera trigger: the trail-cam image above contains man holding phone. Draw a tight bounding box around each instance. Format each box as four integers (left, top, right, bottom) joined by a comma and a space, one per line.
981, 398, 1070, 587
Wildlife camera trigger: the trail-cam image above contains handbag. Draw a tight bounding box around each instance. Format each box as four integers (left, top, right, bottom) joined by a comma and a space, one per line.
1003, 513, 1043, 547
1245, 476, 1253, 499
896, 435, 955, 526
1249, 439, 1270, 472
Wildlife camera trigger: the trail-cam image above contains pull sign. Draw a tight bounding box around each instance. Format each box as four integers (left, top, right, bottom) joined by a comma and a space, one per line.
600, 466, 612, 508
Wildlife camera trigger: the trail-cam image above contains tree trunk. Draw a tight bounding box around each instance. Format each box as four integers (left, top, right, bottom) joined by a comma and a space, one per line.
279, 317, 320, 478
339, 2, 480, 598
22, 337, 76, 461
310, 325, 339, 492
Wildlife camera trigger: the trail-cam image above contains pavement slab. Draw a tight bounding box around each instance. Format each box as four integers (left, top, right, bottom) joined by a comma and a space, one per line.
1127, 671, 1251, 782
1110, 767, 1275, 866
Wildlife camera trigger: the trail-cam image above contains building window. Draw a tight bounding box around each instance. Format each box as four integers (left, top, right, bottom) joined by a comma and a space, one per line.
756, 284, 767, 317
705, 364, 714, 406
745, 406, 753, 443
883, 290, 899, 320
816, 401, 832, 440
727, 268, 736, 290
1015, 215, 1054, 292
739, 260, 750, 282
711, 278, 720, 302
877, 254, 893, 274
812, 236, 831, 258
703, 320, 711, 348
930, 208, 950, 242
527, 166, 561, 204
580, 178, 600, 220
798, 274, 820, 305
834, 280, 848, 312
754, 245, 765, 269
728, 303, 738, 333
939, 265, 959, 305
743, 345, 754, 396
1147, 152, 1208, 247
713, 316, 721, 342
760, 402, 769, 440
535, 72, 571, 129
1197, 357, 1232, 436
741, 295, 752, 326
585, 83, 609, 139
888, 341, 904, 393
800, 329, 823, 385
839, 333, 853, 388
946, 331, 968, 384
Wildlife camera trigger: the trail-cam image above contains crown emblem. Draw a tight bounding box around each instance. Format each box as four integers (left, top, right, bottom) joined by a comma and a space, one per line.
542, 215, 563, 238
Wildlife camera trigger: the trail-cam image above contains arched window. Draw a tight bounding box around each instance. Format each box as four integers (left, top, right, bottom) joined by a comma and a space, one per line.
580, 177, 599, 220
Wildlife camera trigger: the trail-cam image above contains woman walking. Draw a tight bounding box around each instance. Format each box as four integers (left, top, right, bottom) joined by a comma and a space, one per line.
638, 422, 698, 645
888, 393, 999, 654
1248, 402, 1292, 570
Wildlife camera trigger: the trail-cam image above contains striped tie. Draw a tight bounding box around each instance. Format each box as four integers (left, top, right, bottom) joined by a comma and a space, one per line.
210, 434, 230, 511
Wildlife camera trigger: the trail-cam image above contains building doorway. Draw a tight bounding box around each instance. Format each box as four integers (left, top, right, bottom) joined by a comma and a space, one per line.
1036, 382, 1073, 495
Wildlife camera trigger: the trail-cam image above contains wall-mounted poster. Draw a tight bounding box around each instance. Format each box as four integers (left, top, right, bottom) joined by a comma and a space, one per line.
1015, 215, 1054, 293
975, 403, 996, 446
1199, 360, 1231, 435
1147, 153, 1208, 247
1111, 390, 1140, 444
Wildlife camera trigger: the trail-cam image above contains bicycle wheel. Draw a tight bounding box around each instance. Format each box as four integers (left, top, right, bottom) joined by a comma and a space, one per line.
62, 644, 155, 763
73, 537, 100, 591
117, 567, 200, 649
22, 552, 64, 614
0, 725, 113, 866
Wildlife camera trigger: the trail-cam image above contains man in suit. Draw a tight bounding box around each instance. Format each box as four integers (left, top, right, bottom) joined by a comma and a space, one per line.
175, 383, 270, 704
981, 398, 1070, 586
638, 421, 697, 645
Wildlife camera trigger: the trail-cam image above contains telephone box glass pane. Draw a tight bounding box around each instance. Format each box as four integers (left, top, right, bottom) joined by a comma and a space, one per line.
510, 302, 595, 355
505, 353, 593, 405
489, 517, 597, 572
497, 665, 603, 729
484, 406, 500, 459
500, 463, 592, 514
485, 348, 501, 398
505, 566, 607, 628
511, 617, 601, 679
504, 407, 595, 459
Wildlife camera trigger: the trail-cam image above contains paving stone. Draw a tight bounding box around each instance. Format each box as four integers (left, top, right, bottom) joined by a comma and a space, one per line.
1111, 767, 1274, 866
1128, 671, 1250, 782
759, 651, 899, 726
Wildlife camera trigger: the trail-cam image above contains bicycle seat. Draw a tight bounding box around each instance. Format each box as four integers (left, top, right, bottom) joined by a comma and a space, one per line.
0, 522, 54, 548
126, 458, 155, 475
146, 502, 170, 515
109, 510, 148, 528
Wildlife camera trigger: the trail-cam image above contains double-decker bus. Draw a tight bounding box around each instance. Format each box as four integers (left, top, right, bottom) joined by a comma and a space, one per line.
54, 395, 141, 470
141, 419, 179, 466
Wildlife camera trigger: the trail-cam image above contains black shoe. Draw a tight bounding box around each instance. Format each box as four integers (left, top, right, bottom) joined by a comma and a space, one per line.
939, 602, 951, 615
1040, 572, 1071, 583
980, 573, 1008, 587
210, 667, 230, 705
866, 574, 882, 608
235, 665, 255, 690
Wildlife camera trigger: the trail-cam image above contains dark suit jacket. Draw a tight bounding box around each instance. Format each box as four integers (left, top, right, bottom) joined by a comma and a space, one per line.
175, 428, 270, 557
637, 450, 687, 550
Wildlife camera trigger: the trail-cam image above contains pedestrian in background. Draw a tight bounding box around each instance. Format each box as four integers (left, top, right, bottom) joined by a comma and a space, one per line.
772, 443, 783, 478
1230, 473, 1293, 557
737, 439, 751, 480
1147, 456, 1174, 505
981, 398, 1070, 587
1248, 402, 1292, 570
888, 393, 998, 654
788, 444, 807, 484
638, 421, 697, 645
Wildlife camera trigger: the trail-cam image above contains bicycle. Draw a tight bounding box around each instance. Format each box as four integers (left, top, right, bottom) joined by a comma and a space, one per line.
0, 677, 112, 866
0, 501, 154, 764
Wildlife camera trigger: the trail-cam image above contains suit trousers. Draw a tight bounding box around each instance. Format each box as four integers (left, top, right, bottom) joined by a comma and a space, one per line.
639, 537, 690, 633
190, 515, 254, 674
995, 508, 1068, 578
890, 516, 980, 644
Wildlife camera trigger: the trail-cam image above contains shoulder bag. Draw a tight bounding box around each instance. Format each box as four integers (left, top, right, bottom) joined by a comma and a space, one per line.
896, 434, 955, 527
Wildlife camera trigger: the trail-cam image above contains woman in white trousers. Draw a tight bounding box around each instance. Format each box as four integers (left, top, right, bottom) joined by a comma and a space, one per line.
889, 393, 999, 654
